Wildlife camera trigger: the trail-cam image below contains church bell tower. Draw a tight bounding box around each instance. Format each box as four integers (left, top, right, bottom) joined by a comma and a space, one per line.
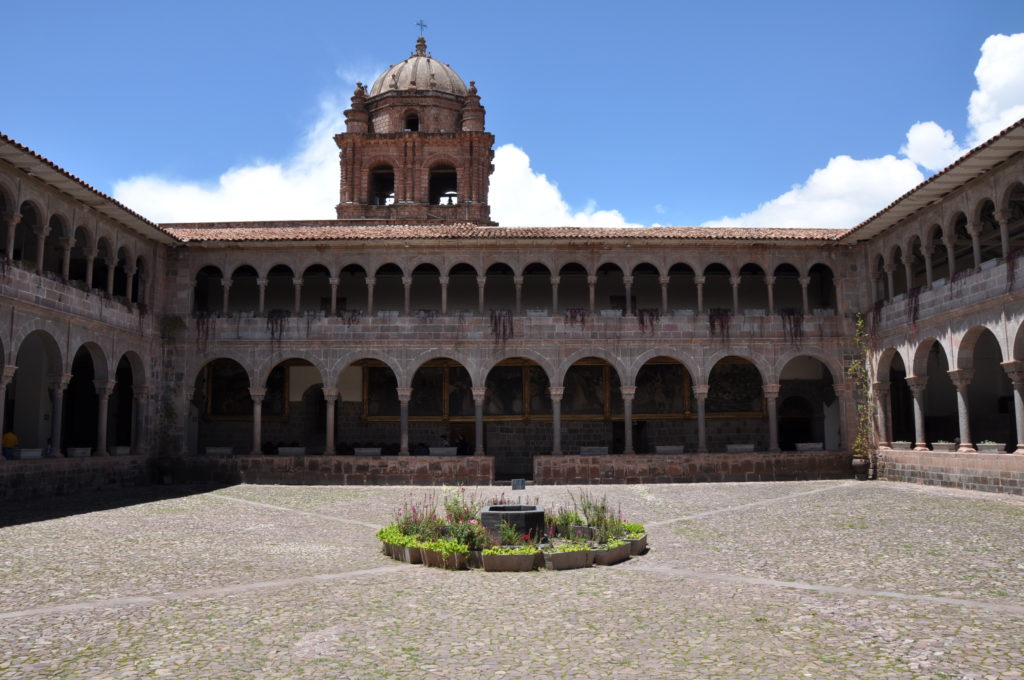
335, 37, 495, 225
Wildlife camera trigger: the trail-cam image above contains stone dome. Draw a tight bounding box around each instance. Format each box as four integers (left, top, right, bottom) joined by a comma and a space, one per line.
369, 37, 468, 97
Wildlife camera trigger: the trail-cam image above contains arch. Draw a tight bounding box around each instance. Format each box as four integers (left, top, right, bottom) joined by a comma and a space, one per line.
373, 262, 404, 315
737, 262, 767, 312
628, 349, 699, 386
975, 199, 1002, 264
555, 348, 626, 386
947, 212, 972, 277
265, 264, 295, 314
42, 213, 69, 277
299, 264, 331, 314
337, 263, 368, 314
520, 262, 553, 314
961, 327, 1013, 449
476, 348, 556, 387
871, 254, 888, 302
407, 351, 477, 387
132, 255, 147, 306
228, 264, 260, 314
369, 163, 396, 206
912, 337, 948, 377
112, 246, 130, 298
13, 201, 43, 266
193, 265, 224, 314
557, 262, 589, 313
484, 262, 515, 312
956, 324, 1005, 370
64, 345, 100, 455
702, 350, 769, 386
706, 355, 767, 451
428, 163, 458, 205
67, 226, 92, 285
807, 263, 836, 311
73, 341, 110, 382
666, 262, 697, 312
595, 262, 626, 314
702, 262, 732, 311
778, 355, 839, 450
907, 236, 927, 289
403, 110, 420, 132
255, 353, 327, 388
890, 246, 907, 297
9, 329, 63, 450
926, 224, 949, 282
191, 358, 253, 456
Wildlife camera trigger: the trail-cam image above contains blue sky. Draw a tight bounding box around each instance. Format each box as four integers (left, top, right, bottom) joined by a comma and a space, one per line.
3, 1, 1023, 228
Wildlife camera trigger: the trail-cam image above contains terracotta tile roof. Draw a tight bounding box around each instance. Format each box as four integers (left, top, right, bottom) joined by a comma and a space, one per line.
0, 132, 178, 244
163, 221, 845, 243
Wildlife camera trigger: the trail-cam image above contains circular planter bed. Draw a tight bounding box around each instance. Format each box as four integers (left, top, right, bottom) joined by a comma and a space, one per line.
482, 550, 542, 572
543, 548, 593, 570
593, 541, 631, 566
479, 505, 545, 543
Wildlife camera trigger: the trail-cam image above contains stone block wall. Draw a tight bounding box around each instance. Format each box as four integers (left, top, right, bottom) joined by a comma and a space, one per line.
878, 449, 1024, 495
0, 456, 152, 501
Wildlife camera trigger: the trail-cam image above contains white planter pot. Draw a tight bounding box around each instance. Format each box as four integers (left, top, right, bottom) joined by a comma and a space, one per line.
579, 446, 608, 455
111, 446, 131, 456
11, 448, 42, 460
655, 445, 684, 454
277, 447, 306, 456
726, 444, 755, 453
66, 447, 92, 458
205, 446, 233, 457
795, 442, 823, 451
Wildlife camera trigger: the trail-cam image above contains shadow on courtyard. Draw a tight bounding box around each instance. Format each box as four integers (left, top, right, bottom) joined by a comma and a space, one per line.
0, 483, 233, 529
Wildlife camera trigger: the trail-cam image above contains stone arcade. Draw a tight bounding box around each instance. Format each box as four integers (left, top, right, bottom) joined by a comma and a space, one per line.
1, 37, 1024, 497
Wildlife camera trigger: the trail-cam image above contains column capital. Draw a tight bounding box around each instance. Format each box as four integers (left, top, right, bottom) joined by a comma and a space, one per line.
765, 275, 776, 285
947, 369, 974, 390
328, 277, 340, 286
83, 246, 98, 259
220, 278, 230, 289
620, 385, 636, 400
0, 364, 17, 386
694, 275, 705, 286
365, 278, 376, 288
33, 224, 51, 238
550, 275, 561, 286
471, 386, 487, 404
798, 276, 811, 286
402, 276, 413, 286
321, 387, 339, 401
1, 211, 18, 228
658, 275, 670, 285
729, 276, 741, 286
249, 387, 267, 402
548, 385, 565, 401
292, 277, 303, 287
50, 373, 72, 391
396, 386, 412, 403
622, 275, 634, 287
475, 275, 487, 286
762, 383, 780, 398
904, 375, 928, 394
513, 275, 524, 286
966, 221, 982, 237
832, 382, 851, 394
872, 381, 891, 397
256, 277, 268, 287
93, 379, 116, 396
1001, 360, 1024, 384
994, 209, 1010, 226
586, 275, 598, 285
438, 275, 450, 286
692, 384, 710, 398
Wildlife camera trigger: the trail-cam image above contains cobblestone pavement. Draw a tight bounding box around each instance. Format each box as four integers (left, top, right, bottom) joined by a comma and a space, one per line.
2, 480, 1024, 679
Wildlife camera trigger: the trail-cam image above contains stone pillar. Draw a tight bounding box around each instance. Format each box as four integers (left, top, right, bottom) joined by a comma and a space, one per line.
694, 384, 709, 453
924, 245, 934, 286
622, 276, 634, 316
996, 210, 1011, 261
257, 277, 268, 314
292, 278, 303, 314
695, 276, 705, 315
943, 236, 957, 280
904, 376, 929, 450
49, 373, 71, 456
621, 385, 636, 454
832, 382, 852, 451
249, 387, 266, 455
472, 386, 486, 456
799, 275, 811, 314
366, 278, 376, 316
132, 385, 148, 454
0, 365, 16, 458
84, 247, 97, 289
2, 212, 17, 259
322, 387, 337, 455
968, 223, 982, 270
872, 382, 891, 448
94, 379, 116, 456
125, 264, 137, 305
329, 277, 340, 316
60, 238, 72, 281
766, 275, 776, 315
763, 383, 780, 452
884, 265, 895, 302
947, 369, 975, 452
477, 275, 487, 315
33, 225, 49, 273
587, 275, 597, 313
729, 276, 740, 314
658, 275, 670, 314
513, 276, 523, 315
105, 257, 115, 296
397, 387, 412, 455
221, 280, 231, 315
903, 260, 914, 294
402, 276, 413, 315
549, 386, 564, 455
1001, 361, 1024, 454
551, 275, 560, 314
439, 276, 449, 315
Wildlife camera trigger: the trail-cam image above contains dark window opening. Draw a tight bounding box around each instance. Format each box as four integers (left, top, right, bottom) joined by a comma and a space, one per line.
429, 166, 458, 205
370, 167, 395, 206
405, 114, 419, 132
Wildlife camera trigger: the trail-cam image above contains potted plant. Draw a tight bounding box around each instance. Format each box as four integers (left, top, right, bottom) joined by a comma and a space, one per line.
622, 522, 648, 555
482, 545, 542, 572
592, 538, 631, 566
976, 440, 1004, 453
542, 541, 592, 570
847, 314, 878, 478
890, 441, 912, 451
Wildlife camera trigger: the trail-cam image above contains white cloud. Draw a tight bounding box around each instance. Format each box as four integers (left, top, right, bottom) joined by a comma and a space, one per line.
900, 121, 964, 172
968, 33, 1024, 145
489, 144, 639, 227
705, 155, 924, 229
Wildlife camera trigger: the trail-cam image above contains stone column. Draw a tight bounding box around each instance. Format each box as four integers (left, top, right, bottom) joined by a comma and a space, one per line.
477, 275, 487, 315
968, 223, 982, 270
49, 373, 71, 456
396, 387, 412, 455
621, 385, 636, 454
60, 238, 72, 281
292, 278, 303, 314
472, 386, 486, 456
366, 278, 376, 316
402, 276, 413, 315
513, 276, 524, 315
257, 277, 268, 314
799, 275, 811, 314
904, 376, 929, 450
729, 276, 740, 314
763, 383, 780, 452
549, 386, 564, 455
550, 275, 560, 314
872, 381, 891, 448
105, 257, 115, 296
658, 275, 670, 314
622, 275, 634, 316
903, 260, 914, 294
132, 385, 148, 454
94, 379, 116, 456
249, 387, 266, 455
439, 276, 449, 315
0, 365, 17, 458
947, 369, 975, 452
33, 225, 49, 273
326, 277, 338, 316
923, 245, 934, 286
1001, 361, 1024, 454
587, 275, 597, 313
694, 384, 709, 453
943, 236, 957, 280
125, 264, 137, 305
221, 279, 231, 315
884, 265, 895, 302
832, 382, 852, 451
322, 387, 338, 455
695, 276, 705, 315
766, 275, 776, 315
996, 210, 1011, 261
2, 212, 17, 259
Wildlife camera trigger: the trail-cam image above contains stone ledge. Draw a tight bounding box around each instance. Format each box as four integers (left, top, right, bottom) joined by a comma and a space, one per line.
0, 456, 151, 501
878, 449, 1024, 496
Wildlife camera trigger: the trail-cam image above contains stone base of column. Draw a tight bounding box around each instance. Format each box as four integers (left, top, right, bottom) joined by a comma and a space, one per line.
957, 445, 977, 453
913, 443, 929, 451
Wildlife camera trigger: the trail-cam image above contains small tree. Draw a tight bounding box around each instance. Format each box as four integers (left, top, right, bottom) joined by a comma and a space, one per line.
847, 314, 877, 477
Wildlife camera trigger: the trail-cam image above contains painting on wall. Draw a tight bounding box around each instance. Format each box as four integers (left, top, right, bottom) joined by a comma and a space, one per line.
206, 360, 252, 418
365, 366, 399, 417
706, 361, 763, 414
484, 365, 524, 416
635, 363, 687, 415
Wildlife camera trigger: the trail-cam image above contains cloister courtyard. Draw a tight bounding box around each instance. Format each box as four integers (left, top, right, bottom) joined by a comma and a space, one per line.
2, 480, 1023, 679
